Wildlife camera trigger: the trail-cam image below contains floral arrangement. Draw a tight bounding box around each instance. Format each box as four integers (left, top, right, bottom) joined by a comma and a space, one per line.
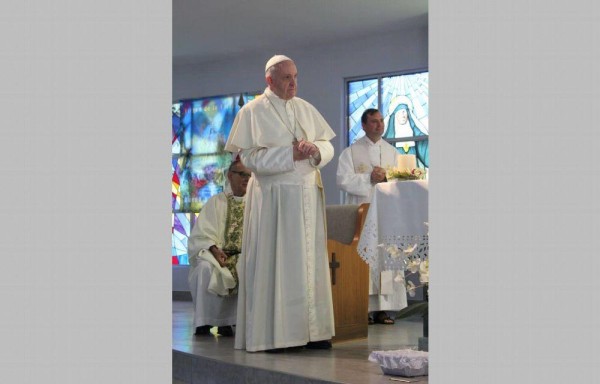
385, 166, 427, 181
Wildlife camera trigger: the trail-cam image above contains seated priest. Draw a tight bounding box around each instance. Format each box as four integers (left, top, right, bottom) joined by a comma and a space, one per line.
336, 108, 413, 325
187, 157, 251, 337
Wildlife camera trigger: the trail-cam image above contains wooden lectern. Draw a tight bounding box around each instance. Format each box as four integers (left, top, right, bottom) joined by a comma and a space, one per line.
326, 203, 370, 343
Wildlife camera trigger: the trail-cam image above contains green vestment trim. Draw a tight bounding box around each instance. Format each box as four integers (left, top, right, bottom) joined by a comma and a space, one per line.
222, 194, 244, 296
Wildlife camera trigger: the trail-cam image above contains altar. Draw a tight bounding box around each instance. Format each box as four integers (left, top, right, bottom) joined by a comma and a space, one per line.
357, 180, 429, 300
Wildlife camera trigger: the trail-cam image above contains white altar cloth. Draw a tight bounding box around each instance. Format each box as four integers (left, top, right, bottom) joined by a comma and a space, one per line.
357, 180, 429, 277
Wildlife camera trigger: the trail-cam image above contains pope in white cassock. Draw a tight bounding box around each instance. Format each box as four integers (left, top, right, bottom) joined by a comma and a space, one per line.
336, 108, 415, 325
187, 159, 251, 337
225, 54, 336, 352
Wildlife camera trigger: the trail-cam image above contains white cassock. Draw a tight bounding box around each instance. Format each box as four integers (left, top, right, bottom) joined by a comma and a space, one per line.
225, 87, 336, 352
187, 192, 243, 328
336, 136, 400, 205
336, 136, 411, 313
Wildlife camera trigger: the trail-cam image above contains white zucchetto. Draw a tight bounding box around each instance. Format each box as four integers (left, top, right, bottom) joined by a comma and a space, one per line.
265, 54, 292, 72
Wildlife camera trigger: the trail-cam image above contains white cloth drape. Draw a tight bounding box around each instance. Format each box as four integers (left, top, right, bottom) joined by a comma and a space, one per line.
358, 180, 429, 304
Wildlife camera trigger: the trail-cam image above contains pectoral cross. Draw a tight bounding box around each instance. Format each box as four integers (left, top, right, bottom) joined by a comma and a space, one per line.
329, 253, 340, 285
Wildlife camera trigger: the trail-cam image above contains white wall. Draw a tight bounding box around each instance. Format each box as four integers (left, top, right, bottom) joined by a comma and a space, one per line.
173, 24, 428, 292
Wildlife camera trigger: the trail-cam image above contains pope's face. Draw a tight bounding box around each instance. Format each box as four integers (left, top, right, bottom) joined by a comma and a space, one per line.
268, 61, 297, 100
362, 111, 385, 142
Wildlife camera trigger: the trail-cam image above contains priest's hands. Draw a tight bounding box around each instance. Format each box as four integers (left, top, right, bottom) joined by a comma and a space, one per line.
293, 139, 321, 164
209, 245, 228, 268
370, 166, 387, 184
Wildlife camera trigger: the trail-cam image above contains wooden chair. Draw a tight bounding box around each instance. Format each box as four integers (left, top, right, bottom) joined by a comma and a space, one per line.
326, 203, 370, 343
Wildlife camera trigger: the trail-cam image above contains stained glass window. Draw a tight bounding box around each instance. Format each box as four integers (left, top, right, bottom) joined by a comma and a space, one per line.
347, 71, 429, 170
171, 92, 260, 265
172, 213, 192, 265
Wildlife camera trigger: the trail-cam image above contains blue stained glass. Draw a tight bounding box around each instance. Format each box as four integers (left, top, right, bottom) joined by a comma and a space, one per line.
191, 98, 235, 155
172, 158, 182, 210
381, 72, 429, 168
347, 72, 429, 169
186, 154, 231, 212
181, 102, 193, 153
381, 73, 429, 132
172, 103, 181, 154
185, 93, 259, 156
172, 213, 191, 265
348, 79, 378, 145
171, 92, 262, 264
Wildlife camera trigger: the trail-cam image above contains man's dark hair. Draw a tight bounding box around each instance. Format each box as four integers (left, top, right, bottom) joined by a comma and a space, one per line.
228, 159, 242, 172
361, 108, 380, 124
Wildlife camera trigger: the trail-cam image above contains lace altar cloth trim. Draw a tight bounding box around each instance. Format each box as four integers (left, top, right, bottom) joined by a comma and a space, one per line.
358, 234, 428, 291
358, 232, 429, 273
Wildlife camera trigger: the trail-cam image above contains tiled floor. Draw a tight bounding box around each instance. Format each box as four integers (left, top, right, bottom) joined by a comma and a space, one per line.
173, 300, 428, 384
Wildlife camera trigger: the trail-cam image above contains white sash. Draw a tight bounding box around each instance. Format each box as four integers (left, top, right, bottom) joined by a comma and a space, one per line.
350, 140, 377, 174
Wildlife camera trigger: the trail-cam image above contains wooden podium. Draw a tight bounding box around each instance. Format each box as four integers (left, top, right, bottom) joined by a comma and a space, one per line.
326, 203, 370, 343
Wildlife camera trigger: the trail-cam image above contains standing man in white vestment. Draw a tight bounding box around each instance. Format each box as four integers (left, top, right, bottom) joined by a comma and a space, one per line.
336, 108, 413, 325
225, 54, 336, 352
187, 159, 251, 337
